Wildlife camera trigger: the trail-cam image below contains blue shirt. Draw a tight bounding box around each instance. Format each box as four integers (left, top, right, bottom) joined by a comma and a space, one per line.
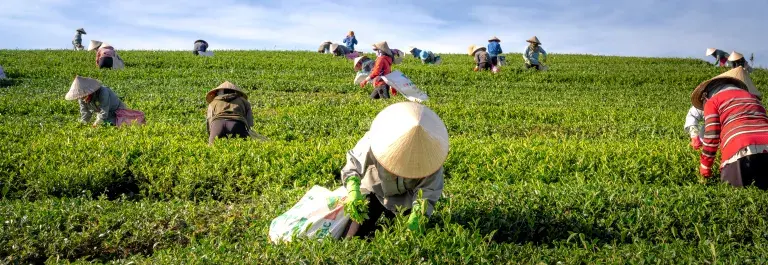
411, 48, 436, 63
524, 45, 547, 65
487, 41, 502, 57
343, 36, 358, 51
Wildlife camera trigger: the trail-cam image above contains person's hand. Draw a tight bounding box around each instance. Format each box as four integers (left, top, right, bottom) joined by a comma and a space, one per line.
690, 137, 702, 150
359, 79, 368, 88
699, 166, 712, 179
344, 176, 368, 223
407, 200, 425, 233
473, 66, 479, 72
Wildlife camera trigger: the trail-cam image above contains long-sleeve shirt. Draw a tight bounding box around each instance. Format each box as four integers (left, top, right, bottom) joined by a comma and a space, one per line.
524, 45, 547, 65
193, 40, 209, 55
206, 93, 254, 128
96, 46, 116, 65
73, 33, 82, 46
411, 48, 436, 64
79, 86, 126, 125
487, 42, 503, 57
343, 36, 357, 51
341, 132, 444, 216
712, 50, 729, 66
474, 51, 489, 66
368, 55, 393, 87
333, 45, 350, 56
730, 58, 753, 73
701, 86, 768, 171
685, 106, 704, 138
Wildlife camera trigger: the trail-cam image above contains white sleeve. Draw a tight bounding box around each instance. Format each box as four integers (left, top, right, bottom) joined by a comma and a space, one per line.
684, 106, 703, 137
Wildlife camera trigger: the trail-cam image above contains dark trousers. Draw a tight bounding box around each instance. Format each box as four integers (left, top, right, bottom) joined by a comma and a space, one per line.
98, 57, 113, 69
721, 153, 768, 190
525, 63, 541, 70
208, 119, 249, 145
490, 56, 499, 66
354, 194, 411, 238
370, 84, 390, 99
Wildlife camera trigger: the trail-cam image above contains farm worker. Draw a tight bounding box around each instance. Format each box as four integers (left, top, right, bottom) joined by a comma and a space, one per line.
361, 41, 396, 100
65, 76, 126, 127
705, 48, 729, 67
691, 66, 768, 189
487, 36, 503, 66
342, 102, 449, 238
330, 43, 352, 57
95, 43, 117, 69
205, 81, 254, 145
728, 52, 753, 73
318, 41, 333, 53
0, 66, 5, 79
354, 56, 374, 75
523, 36, 547, 70
407, 46, 441, 64
469, 45, 491, 71
343, 31, 358, 51
72, 28, 86, 50
684, 106, 705, 149
193, 40, 209, 56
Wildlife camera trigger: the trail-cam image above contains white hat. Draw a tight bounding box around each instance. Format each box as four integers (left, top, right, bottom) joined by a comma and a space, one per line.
88, 40, 103, 51
372, 41, 393, 57
330, 43, 339, 52
728, 51, 744, 61
369, 102, 449, 179
353, 56, 369, 71
65, 76, 102, 100
705, 48, 717, 56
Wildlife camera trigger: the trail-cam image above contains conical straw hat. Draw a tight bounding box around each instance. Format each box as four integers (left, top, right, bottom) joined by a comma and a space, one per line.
690, 66, 760, 110
88, 40, 103, 51
353, 56, 368, 69
65, 76, 102, 100
76, 28, 86, 34
471, 46, 486, 55
705, 48, 717, 56
728, 51, 744, 61
467, 45, 477, 56
206, 81, 247, 103
369, 102, 449, 179
489, 36, 501, 42
330, 43, 339, 53
372, 41, 393, 56
526, 36, 541, 44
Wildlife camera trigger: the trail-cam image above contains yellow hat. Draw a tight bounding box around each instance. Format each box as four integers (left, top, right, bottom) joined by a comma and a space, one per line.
690, 67, 760, 110
369, 102, 449, 179
206, 81, 248, 103
65, 76, 102, 100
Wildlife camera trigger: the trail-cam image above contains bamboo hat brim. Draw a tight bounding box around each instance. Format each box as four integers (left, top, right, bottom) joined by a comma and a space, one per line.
690, 66, 760, 110
65, 76, 102, 100
206, 81, 248, 103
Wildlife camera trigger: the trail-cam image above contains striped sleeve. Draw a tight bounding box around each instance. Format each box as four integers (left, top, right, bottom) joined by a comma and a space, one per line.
700, 101, 721, 173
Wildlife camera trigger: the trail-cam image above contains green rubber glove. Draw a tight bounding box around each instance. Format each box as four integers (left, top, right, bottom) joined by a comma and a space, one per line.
407, 200, 426, 232
344, 176, 368, 223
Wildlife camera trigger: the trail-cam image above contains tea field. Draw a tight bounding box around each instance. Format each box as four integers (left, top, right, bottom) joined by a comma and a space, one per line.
1, 50, 768, 264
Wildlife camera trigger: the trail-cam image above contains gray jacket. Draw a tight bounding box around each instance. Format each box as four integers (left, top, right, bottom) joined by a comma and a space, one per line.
79, 86, 126, 125
341, 132, 444, 216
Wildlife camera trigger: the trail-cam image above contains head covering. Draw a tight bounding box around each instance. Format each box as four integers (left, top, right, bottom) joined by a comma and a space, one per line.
330, 43, 339, 53
471, 45, 486, 56
705, 48, 717, 56
690, 66, 760, 109
76, 28, 86, 34
65, 76, 102, 100
489, 36, 500, 42
88, 40, 103, 51
467, 45, 477, 56
206, 81, 248, 103
348, 31, 355, 36
354, 56, 369, 70
526, 36, 541, 44
728, 51, 744, 61
372, 41, 393, 56
369, 102, 449, 179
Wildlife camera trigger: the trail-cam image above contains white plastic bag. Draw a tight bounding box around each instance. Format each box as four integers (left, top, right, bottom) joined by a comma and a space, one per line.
354, 72, 367, 85
269, 185, 350, 243
199, 50, 214, 57
381, 70, 429, 103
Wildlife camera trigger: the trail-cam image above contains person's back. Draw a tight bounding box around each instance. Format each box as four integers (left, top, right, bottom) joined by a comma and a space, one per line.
343, 32, 357, 51
193, 40, 209, 55
487, 41, 502, 57
704, 88, 768, 161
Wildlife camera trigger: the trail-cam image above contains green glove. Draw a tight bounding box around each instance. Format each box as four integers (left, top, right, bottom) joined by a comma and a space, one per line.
344, 176, 368, 223
407, 200, 426, 232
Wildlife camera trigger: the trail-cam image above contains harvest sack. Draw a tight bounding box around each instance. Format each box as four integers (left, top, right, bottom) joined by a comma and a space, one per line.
198, 51, 214, 57
381, 70, 429, 103
345, 51, 359, 60
112, 55, 125, 70
115, 109, 146, 127
354, 72, 367, 85
269, 186, 350, 243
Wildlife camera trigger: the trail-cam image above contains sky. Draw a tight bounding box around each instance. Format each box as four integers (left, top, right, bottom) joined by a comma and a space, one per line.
1, 0, 767, 67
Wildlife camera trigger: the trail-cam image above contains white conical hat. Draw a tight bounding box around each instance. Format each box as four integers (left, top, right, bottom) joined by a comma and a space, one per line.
705, 48, 717, 56
88, 40, 103, 51
330, 43, 339, 52
206, 81, 247, 103
65, 76, 102, 100
691, 66, 761, 109
728, 51, 744, 61
353, 56, 369, 69
471, 45, 486, 56
372, 41, 393, 56
369, 102, 449, 179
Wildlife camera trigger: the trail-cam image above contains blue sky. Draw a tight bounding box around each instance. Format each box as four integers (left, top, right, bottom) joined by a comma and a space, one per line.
1, 0, 767, 67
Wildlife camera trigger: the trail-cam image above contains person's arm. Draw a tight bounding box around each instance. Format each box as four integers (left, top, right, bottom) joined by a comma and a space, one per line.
523, 46, 531, 63
78, 99, 93, 124
413, 169, 444, 216
244, 100, 254, 128
93, 89, 112, 126
700, 101, 721, 177
340, 133, 372, 182
353, 37, 358, 45
684, 106, 703, 137
540, 47, 548, 63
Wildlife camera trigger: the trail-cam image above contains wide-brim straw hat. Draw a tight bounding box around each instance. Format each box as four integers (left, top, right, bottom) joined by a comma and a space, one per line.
369, 102, 449, 179
489, 36, 501, 42
65, 76, 102, 100
76, 28, 86, 34
471, 46, 486, 56
526, 36, 541, 44
690, 66, 760, 110
206, 81, 248, 103
705, 48, 717, 56
372, 41, 393, 56
353, 56, 369, 70
728, 51, 744, 61
88, 40, 103, 51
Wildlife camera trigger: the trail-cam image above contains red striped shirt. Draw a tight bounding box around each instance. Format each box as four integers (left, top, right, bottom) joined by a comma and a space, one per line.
368, 55, 392, 87
701, 88, 768, 170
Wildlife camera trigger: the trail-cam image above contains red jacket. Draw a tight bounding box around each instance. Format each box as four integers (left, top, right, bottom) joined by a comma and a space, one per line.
701, 88, 768, 170
368, 55, 392, 87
